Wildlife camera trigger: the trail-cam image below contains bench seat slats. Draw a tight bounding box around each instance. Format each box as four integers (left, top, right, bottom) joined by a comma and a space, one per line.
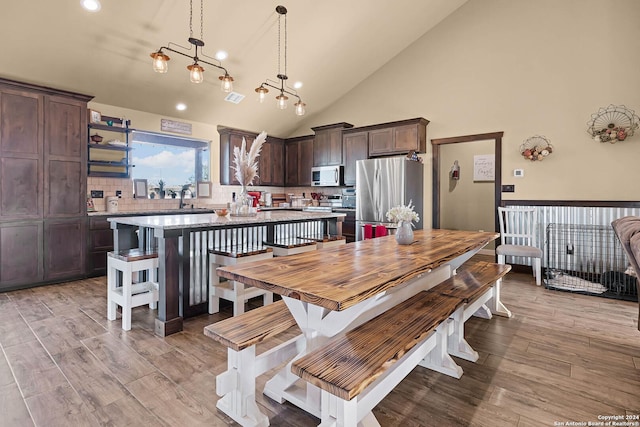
204, 300, 297, 351
291, 291, 463, 401
433, 261, 511, 303
264, 238, 318, 249
107, 248, 158, 262
209, 246, 273, 258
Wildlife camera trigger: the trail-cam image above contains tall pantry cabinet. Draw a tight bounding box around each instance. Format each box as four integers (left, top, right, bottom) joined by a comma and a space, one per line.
0, 78, 91, 290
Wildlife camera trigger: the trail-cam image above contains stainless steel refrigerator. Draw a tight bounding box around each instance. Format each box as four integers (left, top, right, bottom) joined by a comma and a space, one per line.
356, 157, 424, 241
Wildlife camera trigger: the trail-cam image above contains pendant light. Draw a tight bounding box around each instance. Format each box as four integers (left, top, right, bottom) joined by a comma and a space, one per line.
149, 0, 233, 92
254, 5, 307, 116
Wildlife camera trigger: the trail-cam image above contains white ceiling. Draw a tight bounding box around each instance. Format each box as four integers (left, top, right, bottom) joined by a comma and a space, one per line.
0, 0, 467, 136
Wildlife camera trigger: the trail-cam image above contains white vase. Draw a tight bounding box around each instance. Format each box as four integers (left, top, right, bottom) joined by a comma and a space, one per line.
395, 220, 414, 245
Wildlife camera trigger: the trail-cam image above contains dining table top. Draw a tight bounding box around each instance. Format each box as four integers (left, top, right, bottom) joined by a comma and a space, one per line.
216, 228, 499, 311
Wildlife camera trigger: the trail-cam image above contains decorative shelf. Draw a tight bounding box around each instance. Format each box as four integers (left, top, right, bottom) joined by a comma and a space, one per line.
520, 135, 553, 162
587, 104, 639, 143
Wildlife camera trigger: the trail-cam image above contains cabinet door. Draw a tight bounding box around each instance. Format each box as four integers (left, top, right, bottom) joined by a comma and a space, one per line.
258, 139, 272, 185
0, 88, 43, 220
368, 128, 394, 156
298, 138, 314, 186
313, 129, 342, 166
270, 138, 285, 186
44, 218, 85, 281
44, 96, 86, 217
342, 131, 368, 186
229, 133, 255, 185
0, 221, 43, 288
393, 124, 420, 152
285, 141, 299, 186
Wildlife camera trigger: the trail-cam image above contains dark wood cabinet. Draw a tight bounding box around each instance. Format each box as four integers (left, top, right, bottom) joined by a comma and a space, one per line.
367, 118, 429, 157
0, 221, 43, 286
258, 137, 285, 186
87, 216, 113, 277
342, 131, 369, 186
285, 136, 314, 186
44, 218, 86, 281
312, 123, 353, 167
336, 209, 356, 243
0, 78, 91, 291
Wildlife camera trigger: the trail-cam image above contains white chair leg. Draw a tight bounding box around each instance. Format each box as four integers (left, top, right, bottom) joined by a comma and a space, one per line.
107, 261, 118, 321
497, 254, 505, 265
534, 257, 542, 286
209, 261, 221, 314
122, 264, 133, 331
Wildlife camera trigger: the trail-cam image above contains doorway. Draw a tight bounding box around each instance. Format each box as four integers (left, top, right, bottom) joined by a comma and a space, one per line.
431, 132, 503, 235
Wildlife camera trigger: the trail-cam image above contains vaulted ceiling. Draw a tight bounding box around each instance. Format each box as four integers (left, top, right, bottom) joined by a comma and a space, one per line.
1, 0, 467, 135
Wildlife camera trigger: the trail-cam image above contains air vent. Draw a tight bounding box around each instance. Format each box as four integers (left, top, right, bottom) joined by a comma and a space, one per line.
224, 92, 245, 104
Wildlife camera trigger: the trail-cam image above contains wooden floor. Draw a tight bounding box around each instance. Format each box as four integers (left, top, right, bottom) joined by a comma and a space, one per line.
1, 261, 639, 427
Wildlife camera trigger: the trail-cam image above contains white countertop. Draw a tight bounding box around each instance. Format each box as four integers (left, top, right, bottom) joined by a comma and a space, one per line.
107, 210, 345, 230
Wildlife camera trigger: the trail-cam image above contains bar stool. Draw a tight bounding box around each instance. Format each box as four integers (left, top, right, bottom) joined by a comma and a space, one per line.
107, 249, 159, 331
209, 246, 274, 316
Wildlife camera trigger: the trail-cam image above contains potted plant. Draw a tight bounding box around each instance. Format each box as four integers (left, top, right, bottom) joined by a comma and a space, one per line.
158, 179, 166, 199
169, 190, 177, 199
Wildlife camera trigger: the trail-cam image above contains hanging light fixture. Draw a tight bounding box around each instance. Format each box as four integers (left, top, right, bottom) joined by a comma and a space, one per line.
149, 0, 234, 92
255, 5, 306, 116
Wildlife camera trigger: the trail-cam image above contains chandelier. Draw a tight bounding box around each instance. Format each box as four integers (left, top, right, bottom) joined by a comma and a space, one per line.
255, 5, 306, 116
149, 0, 234, 92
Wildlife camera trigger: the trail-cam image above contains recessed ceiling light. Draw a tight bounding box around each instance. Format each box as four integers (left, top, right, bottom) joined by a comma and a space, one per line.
293, 81, 303, 89
176, 103, 187, 111
81, 0, 101, 12
215, 51, 228, 61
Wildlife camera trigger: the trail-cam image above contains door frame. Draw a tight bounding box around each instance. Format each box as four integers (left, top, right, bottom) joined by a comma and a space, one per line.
431, 132, 503, 232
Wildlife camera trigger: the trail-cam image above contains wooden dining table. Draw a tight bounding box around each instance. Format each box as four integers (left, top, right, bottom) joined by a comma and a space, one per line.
216, 228, 509, 418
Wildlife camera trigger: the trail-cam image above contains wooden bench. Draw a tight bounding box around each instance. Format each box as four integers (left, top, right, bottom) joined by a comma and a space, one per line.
291, 291, 465, 427
263, 237, 317, 256
107, 248, 159, 331
429, 261, 512, 362
297, 234, 347, 250
208, 246, 274, 316
204, 300, 303, 427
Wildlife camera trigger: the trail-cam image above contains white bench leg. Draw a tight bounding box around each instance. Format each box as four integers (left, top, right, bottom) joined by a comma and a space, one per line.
489, 278, 512, 318
233, 281, 246, 316
447, 308, 479, 363
419, 321, 463, 379
148, 267, 158, 310
263, 291, 273, 307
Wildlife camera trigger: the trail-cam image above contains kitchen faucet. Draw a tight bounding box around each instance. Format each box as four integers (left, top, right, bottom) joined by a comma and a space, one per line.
179, 185, 191, 209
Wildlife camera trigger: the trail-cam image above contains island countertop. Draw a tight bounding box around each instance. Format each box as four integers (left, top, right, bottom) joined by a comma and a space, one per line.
107, 210, 345, 230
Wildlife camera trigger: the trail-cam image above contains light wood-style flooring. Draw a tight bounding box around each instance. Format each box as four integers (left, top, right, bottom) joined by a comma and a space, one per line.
1, 261, 639, 426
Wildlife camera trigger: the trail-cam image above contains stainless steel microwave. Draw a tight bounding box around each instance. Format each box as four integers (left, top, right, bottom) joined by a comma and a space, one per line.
311, 165, 344, 187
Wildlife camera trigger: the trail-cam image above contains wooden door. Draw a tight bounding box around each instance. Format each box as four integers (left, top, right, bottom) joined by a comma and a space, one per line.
0, 88, 43, 220
342, 131, 368, 186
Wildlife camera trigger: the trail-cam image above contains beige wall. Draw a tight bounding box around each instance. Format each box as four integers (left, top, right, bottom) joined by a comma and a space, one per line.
440, 140, 495, 248
292, 0, 640, 227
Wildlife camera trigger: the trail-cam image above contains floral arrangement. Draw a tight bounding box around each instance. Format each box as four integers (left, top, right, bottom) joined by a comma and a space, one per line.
232, 131, 267, 186
386, 200, 420, 226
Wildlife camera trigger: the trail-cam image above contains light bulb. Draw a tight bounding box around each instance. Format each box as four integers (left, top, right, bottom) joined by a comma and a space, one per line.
150, 51, 169, 73
294, 101, 306, 116
219, 74, 234, 93
255, 86, 268, 103
188, 63, 204, 84
276, 93, 288, 110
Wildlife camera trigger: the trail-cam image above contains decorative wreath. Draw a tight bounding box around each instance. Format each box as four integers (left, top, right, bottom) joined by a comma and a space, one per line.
587, 104, 639, 143
520, 135, 553, 162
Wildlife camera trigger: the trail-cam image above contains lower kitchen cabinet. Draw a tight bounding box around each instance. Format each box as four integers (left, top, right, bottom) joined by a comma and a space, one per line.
44, 218, 86, 281
87, 216, 113, 277
0, 221, 43, 289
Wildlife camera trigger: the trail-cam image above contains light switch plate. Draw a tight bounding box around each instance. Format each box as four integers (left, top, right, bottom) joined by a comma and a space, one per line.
90, 190, 104, 198
514, 169, 524, 178
502, 184, 515, 193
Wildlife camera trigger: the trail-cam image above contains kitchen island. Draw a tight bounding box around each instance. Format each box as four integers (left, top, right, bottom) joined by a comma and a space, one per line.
108, 210, 345, 336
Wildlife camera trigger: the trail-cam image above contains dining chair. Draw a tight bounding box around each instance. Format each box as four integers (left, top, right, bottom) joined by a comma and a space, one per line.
496, 207, 543, 286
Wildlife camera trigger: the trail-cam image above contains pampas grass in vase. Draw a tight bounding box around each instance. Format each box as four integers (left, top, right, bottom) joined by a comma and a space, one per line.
232, 131, 267, 213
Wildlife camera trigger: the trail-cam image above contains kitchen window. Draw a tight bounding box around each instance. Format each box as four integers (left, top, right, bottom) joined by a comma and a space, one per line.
131, 130, 210, 198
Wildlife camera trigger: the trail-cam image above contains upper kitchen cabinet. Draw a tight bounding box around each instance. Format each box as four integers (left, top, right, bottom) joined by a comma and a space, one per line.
367, 118, 429, 157
342, 130, 369, 186
259, 136, 285, 186
285, 136, 314, 186
219, 126, 284, 186
0, 87, 43, 221
312, 123, 353, 167
87, 115, 132, 178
